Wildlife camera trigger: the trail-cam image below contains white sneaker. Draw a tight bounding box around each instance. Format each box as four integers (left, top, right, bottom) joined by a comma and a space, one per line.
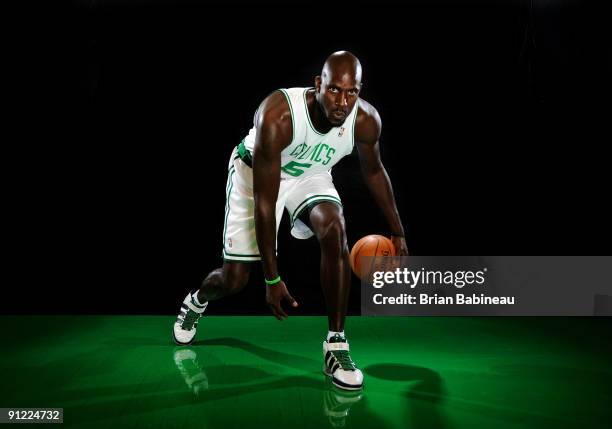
172, 292, 207, 345
323, 334, 364, 391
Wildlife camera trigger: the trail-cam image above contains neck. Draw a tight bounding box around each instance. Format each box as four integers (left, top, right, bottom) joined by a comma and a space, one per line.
308, 90, 334, 134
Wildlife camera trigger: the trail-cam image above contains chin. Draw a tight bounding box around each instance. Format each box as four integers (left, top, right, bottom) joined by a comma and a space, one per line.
328, 117, 346, 127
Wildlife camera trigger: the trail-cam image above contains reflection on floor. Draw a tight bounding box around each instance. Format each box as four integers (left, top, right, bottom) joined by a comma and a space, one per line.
0, 315, 610, 429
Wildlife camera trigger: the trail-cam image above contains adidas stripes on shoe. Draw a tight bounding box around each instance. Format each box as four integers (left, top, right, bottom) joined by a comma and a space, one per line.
323, 334, 364, 390
173, 291, 207, 345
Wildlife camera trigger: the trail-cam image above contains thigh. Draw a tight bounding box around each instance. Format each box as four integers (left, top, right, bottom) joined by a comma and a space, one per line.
284, 172, 342, 240
222, 261, 252, 287
308, 202, 346, 238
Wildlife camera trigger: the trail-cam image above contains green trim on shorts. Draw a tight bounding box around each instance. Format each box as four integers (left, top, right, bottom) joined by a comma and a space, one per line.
222, 250, 262, 262
223, 250, 261, 257
237, 139, 252, 167
222, 162, 260, 261
223, 258, 260, 264
222, 167, 236, 255
291, 195, 343, 226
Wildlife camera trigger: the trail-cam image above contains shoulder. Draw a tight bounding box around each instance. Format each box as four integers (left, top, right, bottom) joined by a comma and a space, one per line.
256, 90, 293, 128
255, 90, 294, 145
354, 97, 381, 145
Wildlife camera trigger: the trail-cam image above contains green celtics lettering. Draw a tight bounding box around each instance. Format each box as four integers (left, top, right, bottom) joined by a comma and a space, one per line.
282, 143, 337, 177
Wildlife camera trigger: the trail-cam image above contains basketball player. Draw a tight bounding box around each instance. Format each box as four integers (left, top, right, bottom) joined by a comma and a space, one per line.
173, 51, 408, 390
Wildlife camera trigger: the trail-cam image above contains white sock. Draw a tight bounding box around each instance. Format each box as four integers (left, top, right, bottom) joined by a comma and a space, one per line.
191, 291, 208, 309
327, 331, 345, 341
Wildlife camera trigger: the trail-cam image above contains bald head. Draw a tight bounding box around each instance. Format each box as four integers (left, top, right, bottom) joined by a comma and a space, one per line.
314, 51, 363, 126
321, 51, 362, 85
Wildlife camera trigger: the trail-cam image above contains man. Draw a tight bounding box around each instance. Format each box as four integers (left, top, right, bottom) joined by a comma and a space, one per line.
173, 51, 408, 390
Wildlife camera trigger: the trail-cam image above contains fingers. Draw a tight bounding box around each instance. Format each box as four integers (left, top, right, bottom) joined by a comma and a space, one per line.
266, 283, 298, 320
390, 236, 409, 257
268, 303, 283, 320
285, 293, 299, 308
268, 301, 288, 320
276, 303, 288, 319
268, 297, 297, 320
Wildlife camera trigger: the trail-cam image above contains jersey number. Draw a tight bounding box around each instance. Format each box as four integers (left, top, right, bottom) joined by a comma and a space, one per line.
281, 161, 312, 177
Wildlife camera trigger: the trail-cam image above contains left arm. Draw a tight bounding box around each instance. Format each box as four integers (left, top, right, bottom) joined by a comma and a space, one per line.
355, 103, 409, 255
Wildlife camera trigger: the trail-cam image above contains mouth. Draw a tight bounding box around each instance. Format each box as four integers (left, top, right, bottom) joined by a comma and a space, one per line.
331, 111, 347, 120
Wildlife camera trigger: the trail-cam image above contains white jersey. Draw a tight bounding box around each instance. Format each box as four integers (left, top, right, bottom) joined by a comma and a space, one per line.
243, 87, 359, 179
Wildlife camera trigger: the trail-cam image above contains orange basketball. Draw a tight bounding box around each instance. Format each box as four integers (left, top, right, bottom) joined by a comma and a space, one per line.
349, 235, 396, 279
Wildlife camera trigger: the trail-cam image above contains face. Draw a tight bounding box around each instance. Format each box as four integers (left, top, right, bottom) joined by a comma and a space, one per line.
315, 70, 361, 126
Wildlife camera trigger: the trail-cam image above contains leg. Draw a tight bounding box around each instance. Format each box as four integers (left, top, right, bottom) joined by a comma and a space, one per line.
310, 202, 363, 390
197, 262, 251, 303
174, 148, 255, 345
173, 261, 251, 345
309, 202, 351, 332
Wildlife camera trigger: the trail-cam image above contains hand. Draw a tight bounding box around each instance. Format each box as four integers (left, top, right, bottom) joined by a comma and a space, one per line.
391, 235, 409, 256
265, 280, 298, 320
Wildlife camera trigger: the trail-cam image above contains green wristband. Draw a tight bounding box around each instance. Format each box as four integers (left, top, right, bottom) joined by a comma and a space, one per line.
265, 276, 282, 286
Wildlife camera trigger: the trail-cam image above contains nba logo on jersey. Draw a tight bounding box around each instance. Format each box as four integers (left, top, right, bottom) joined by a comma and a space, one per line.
338, 127, 345, 137
228, 238, 233, 248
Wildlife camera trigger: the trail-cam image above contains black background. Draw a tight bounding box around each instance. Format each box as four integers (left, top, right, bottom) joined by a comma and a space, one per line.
7, 0, 610, 315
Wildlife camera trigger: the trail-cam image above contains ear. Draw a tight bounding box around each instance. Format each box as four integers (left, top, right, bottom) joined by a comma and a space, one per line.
315, 76, 322, 93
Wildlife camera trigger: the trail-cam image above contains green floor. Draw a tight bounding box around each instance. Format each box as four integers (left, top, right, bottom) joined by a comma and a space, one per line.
0, 316, 610, 428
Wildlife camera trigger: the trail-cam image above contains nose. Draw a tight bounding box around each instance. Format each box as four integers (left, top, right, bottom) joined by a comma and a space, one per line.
335, 92, 348, 108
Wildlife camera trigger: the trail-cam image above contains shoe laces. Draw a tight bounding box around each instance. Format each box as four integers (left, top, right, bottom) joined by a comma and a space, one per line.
332, 350, 356, 371
179, 309, 201, 331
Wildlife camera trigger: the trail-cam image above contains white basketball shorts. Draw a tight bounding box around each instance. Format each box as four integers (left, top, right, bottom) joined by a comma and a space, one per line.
222, 146, 342, 262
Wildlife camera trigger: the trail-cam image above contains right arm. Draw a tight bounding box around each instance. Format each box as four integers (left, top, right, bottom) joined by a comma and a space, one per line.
252, 91, 298, 319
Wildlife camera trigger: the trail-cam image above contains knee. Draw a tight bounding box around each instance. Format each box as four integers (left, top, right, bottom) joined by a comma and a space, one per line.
317, 216, 348, 254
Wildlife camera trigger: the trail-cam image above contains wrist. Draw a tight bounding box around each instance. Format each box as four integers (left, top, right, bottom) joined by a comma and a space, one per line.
265, 275, 282, 286
260, 258, 278, 283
